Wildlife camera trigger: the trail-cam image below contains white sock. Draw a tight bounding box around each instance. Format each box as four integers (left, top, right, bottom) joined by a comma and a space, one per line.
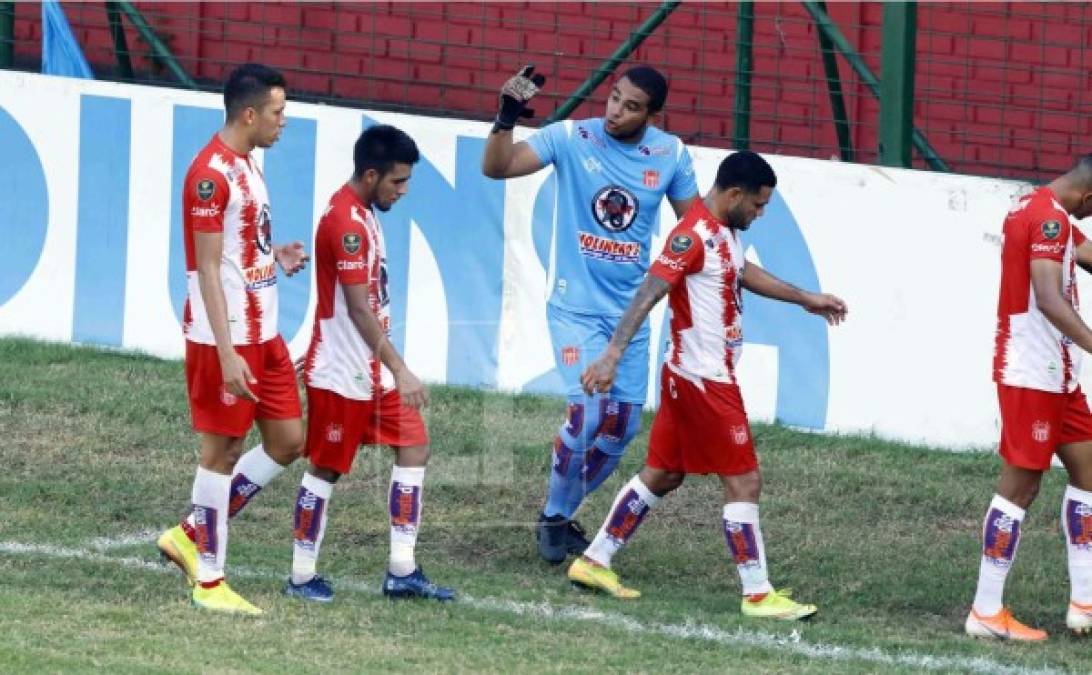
191, 466, 231, 584
723, 502, 774, 596
1062, 484, 1092, 605
291, 472, 334, 585
185, 444, 284, 528
584, 475, 660, 568
972, 494, 1026, 616
389, 466, 426, 577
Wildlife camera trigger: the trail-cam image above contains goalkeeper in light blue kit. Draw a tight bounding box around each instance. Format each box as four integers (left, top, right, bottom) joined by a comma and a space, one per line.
482, 64, 698, 564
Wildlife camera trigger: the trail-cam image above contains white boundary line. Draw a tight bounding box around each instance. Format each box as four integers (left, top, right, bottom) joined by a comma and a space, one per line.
0, 540, 1063, 675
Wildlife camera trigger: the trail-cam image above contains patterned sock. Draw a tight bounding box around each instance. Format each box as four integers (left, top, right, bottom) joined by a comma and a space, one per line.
183, 444, 285, 537
190, 466, 231, 586
584, 475, 660, 568
291, 472, 334, 585
972, 494, 1025, 616
581, 446, 623, 497
389, 466, 426, 577
723, 502, 774, 597
543, 435, 586, 519
1062, 484, 1092, 605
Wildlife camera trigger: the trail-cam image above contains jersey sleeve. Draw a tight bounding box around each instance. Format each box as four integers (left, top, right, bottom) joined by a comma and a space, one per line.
666, 143, 698, 201
324, 207, 370, 286
649, 226, 705, 287
1074, 224, 1087, 247
525, 121, 567, 167
1027, 206, 1070, 263
184, 170, 230, 233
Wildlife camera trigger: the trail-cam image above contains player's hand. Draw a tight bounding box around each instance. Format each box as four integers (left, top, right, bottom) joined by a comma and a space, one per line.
221, 351, 259, 403
494, 65, 547, 132
293, 355, 306, 377
394, 367, 429, 409
802, 292, 848, 325
275, 241, 310, 277
580, 348, 621, 395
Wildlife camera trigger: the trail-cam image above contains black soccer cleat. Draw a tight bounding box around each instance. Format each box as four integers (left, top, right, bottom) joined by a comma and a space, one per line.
536, 513, 569, 565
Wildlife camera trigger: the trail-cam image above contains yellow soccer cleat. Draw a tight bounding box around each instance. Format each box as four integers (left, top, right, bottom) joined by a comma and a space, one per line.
741, 588, 818, 621
964, 607, 1047, 641
567, 556, 640, 599
192, 582, 263, 616
1067, 601, 1092, 635
157, 525, 198, 586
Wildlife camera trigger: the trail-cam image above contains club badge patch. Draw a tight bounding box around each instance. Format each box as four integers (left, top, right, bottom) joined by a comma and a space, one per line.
591, 185, 639, 232
670, 234, 693, 254
1042, 220, 1061, 240
196, 179, 216, 201
343, 232, 362, 254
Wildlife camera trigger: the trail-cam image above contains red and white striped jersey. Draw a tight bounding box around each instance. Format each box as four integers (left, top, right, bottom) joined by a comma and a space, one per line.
304, 184, 394, 400
993, 186, 1085, 393
649, 200, 745, 384
182, 134, 278, 346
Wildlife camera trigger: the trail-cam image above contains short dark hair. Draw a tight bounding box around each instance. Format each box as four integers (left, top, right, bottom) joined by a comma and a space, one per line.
353, 125, 420, 179
715, 151, 777, 193
223, 63, 286, 120
1071, 154, 1092, 187
621, 65, 668, 113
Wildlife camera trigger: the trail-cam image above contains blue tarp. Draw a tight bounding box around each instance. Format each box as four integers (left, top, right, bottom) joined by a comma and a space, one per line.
42, 1, 93, 79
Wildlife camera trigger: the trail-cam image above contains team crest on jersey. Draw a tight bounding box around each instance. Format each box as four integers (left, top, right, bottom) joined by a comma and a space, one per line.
343, 232, 362, 254
591, 185, 639, 232
670, 234, 692, 254
196, 179, 216, 201
643, 169, 659, 188
731, 425, 749, 445
256, 205, 273, 254
560, 345, 580, 367
1042, 220, 1061, 240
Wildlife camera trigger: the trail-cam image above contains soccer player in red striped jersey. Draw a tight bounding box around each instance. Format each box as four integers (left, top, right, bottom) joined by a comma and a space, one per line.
283, 125, 453, 603
156, 64, 309, 615
568, 151, 847, 621
966, 156, 1092, 640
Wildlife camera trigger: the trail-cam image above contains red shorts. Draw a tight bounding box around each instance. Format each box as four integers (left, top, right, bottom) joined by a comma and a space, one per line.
304, 386, 429, 475
185, 336, 302, 438
997, 383, 1092, 470
647, 365, 758, 476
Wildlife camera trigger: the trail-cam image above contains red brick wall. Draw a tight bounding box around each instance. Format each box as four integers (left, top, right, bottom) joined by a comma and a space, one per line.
11, 1, 1090, 179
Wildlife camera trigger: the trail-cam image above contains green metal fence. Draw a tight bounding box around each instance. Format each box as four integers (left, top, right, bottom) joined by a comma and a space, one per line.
3, 2, 1088, 182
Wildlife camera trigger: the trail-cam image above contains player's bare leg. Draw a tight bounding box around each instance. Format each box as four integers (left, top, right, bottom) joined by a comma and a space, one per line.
721, 469, 816, 620
1056, 441, 1092, 634
382, 444, 454, 600
966, 463, 1047, 640
257, 417, 304, 465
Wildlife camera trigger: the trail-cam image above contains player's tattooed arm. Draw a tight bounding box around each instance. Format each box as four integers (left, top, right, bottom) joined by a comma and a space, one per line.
742, 263, 848, 326
611, 275, 671, 353
343, 282, 428, 408
581, 275, 671, 394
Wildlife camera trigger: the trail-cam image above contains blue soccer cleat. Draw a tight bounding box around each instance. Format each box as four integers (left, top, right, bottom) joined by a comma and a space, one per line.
283, 575, 335, 603
382, 567, 455, 601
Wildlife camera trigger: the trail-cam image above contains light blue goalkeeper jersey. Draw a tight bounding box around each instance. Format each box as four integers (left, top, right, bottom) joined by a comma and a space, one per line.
526, 117, 698, 317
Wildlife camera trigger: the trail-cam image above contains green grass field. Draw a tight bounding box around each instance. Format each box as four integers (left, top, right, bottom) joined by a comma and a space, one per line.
0, 337, 1086, 673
